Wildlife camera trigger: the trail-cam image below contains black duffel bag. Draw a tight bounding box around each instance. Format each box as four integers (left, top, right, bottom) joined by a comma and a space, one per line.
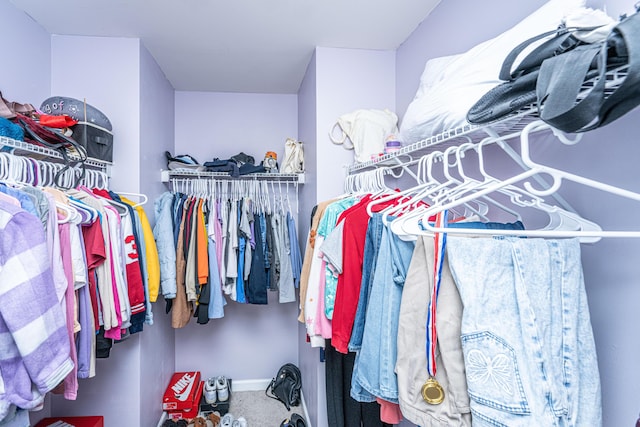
41, 96, 113, 162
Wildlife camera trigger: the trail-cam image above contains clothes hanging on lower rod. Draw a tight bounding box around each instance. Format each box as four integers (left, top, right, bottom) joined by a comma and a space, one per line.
0, 180, 157, 422
154, 184, 303, 329
300, 190, 601, 426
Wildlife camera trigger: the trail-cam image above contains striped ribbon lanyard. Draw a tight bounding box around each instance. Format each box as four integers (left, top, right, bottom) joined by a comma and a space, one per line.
421, 209, 448, 405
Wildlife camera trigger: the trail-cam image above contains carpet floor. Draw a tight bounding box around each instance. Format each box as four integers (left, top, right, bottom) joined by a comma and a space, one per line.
195, 390, 306, 427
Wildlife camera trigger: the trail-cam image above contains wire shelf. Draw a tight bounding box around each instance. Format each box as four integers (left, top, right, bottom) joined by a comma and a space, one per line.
0, 136, 112, 170
161, 169, 305, 183
347, 65, 629, 174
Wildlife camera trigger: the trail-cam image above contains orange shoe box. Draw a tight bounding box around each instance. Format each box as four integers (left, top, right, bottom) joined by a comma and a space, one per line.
163, 371, 201, 411
167, 380, 204, 420
35, 416, 104, 427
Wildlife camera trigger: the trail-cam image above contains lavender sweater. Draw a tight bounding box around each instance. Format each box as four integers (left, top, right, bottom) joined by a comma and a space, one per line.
0, 200, 73, 419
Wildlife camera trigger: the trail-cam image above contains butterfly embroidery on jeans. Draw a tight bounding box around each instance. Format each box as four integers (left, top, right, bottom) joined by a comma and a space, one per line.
466, 349, 514, 395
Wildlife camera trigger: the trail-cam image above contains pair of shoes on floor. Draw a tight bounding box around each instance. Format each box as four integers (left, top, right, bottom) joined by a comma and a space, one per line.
204, 375, 230, 404
220, 413, 247, 427
280, 413, 306, 427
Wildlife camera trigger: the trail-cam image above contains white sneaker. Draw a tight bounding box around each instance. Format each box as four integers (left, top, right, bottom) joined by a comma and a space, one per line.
204, 377, 217, 404
216, 375, 230, 402
220, 413, 234, 427
232, 417, 247, 427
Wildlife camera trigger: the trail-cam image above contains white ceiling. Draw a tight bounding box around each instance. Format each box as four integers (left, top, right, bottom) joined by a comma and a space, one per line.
10, 0, 440, 94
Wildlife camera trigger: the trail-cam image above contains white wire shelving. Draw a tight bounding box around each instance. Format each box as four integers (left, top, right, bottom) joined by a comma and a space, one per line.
346, 65, 630, 175
0, 135, 112, 171
161, 168, 305, 184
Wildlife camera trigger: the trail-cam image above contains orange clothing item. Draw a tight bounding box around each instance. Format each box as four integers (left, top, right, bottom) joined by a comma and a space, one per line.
196, 199, 209, 286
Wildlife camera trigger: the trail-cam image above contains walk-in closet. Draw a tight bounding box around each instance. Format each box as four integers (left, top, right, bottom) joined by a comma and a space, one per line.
1, 0, 639, 426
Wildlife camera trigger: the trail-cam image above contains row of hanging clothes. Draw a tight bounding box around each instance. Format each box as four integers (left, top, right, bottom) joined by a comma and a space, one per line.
154, 176, 303, 329
0, 151, 157, 424
300, 121, 638, 426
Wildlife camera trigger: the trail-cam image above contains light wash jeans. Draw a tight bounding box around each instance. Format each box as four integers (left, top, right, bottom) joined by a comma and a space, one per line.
447, 237, 601, 427
351, 222, 415, 403
348, 213, 384, 352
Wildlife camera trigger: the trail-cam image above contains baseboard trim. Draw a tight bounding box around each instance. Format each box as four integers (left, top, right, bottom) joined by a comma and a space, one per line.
231, 378, 271, 392
157, 411, 167, 427
300, 390, 312, 427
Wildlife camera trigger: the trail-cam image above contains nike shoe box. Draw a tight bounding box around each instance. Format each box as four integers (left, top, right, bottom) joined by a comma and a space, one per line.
35, 416, 104, 427
162, 371, 201, 411
166, 380, 204, 420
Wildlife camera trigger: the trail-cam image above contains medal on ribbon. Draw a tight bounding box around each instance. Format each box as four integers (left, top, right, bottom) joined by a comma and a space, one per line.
422, 210, 447, 405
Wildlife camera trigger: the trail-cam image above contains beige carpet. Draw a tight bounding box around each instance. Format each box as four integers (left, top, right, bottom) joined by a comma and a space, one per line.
226, 390, 305, 426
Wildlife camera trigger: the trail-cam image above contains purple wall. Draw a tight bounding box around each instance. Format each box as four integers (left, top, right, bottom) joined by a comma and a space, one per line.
140, 45, 175, 202
0, 1, 50, 105
297, 50, 321, 427
173, 91, 301, 382
396, 1, 640, 426
310, 46, 396, 426
174, 91, 297, 165
139, 43, 176, 427
0, 4, 54, 423
51, 35, 142, 192
315, 47, 396, 202
48, 35, 145, 426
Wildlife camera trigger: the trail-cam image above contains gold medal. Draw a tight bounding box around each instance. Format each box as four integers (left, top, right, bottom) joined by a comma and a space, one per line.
421, 376, 445, 405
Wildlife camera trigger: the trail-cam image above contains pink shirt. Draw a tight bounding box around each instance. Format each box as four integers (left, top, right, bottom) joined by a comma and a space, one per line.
59, 222, 78, 400
314, 259, 332, 339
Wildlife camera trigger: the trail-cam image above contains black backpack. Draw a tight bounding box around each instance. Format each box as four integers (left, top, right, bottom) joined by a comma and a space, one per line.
266, 363, 302, 411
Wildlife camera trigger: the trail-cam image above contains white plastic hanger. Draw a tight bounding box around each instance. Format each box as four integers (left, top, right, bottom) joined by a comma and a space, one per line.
384, 147, 489, 235
55, 201, 79, 224
116, 191, 149, 208
419, 120, 640, 239
441, 142, 521, 221
380, 151, 448, 224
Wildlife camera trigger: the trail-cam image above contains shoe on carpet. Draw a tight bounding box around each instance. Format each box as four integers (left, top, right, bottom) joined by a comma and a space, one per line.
220, 413, 234, 427
192, 417, 207, 427
208, 412, 221, 426
231, 416, 247, 427
204, 376, 217, 404
216, 375, 230, 402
